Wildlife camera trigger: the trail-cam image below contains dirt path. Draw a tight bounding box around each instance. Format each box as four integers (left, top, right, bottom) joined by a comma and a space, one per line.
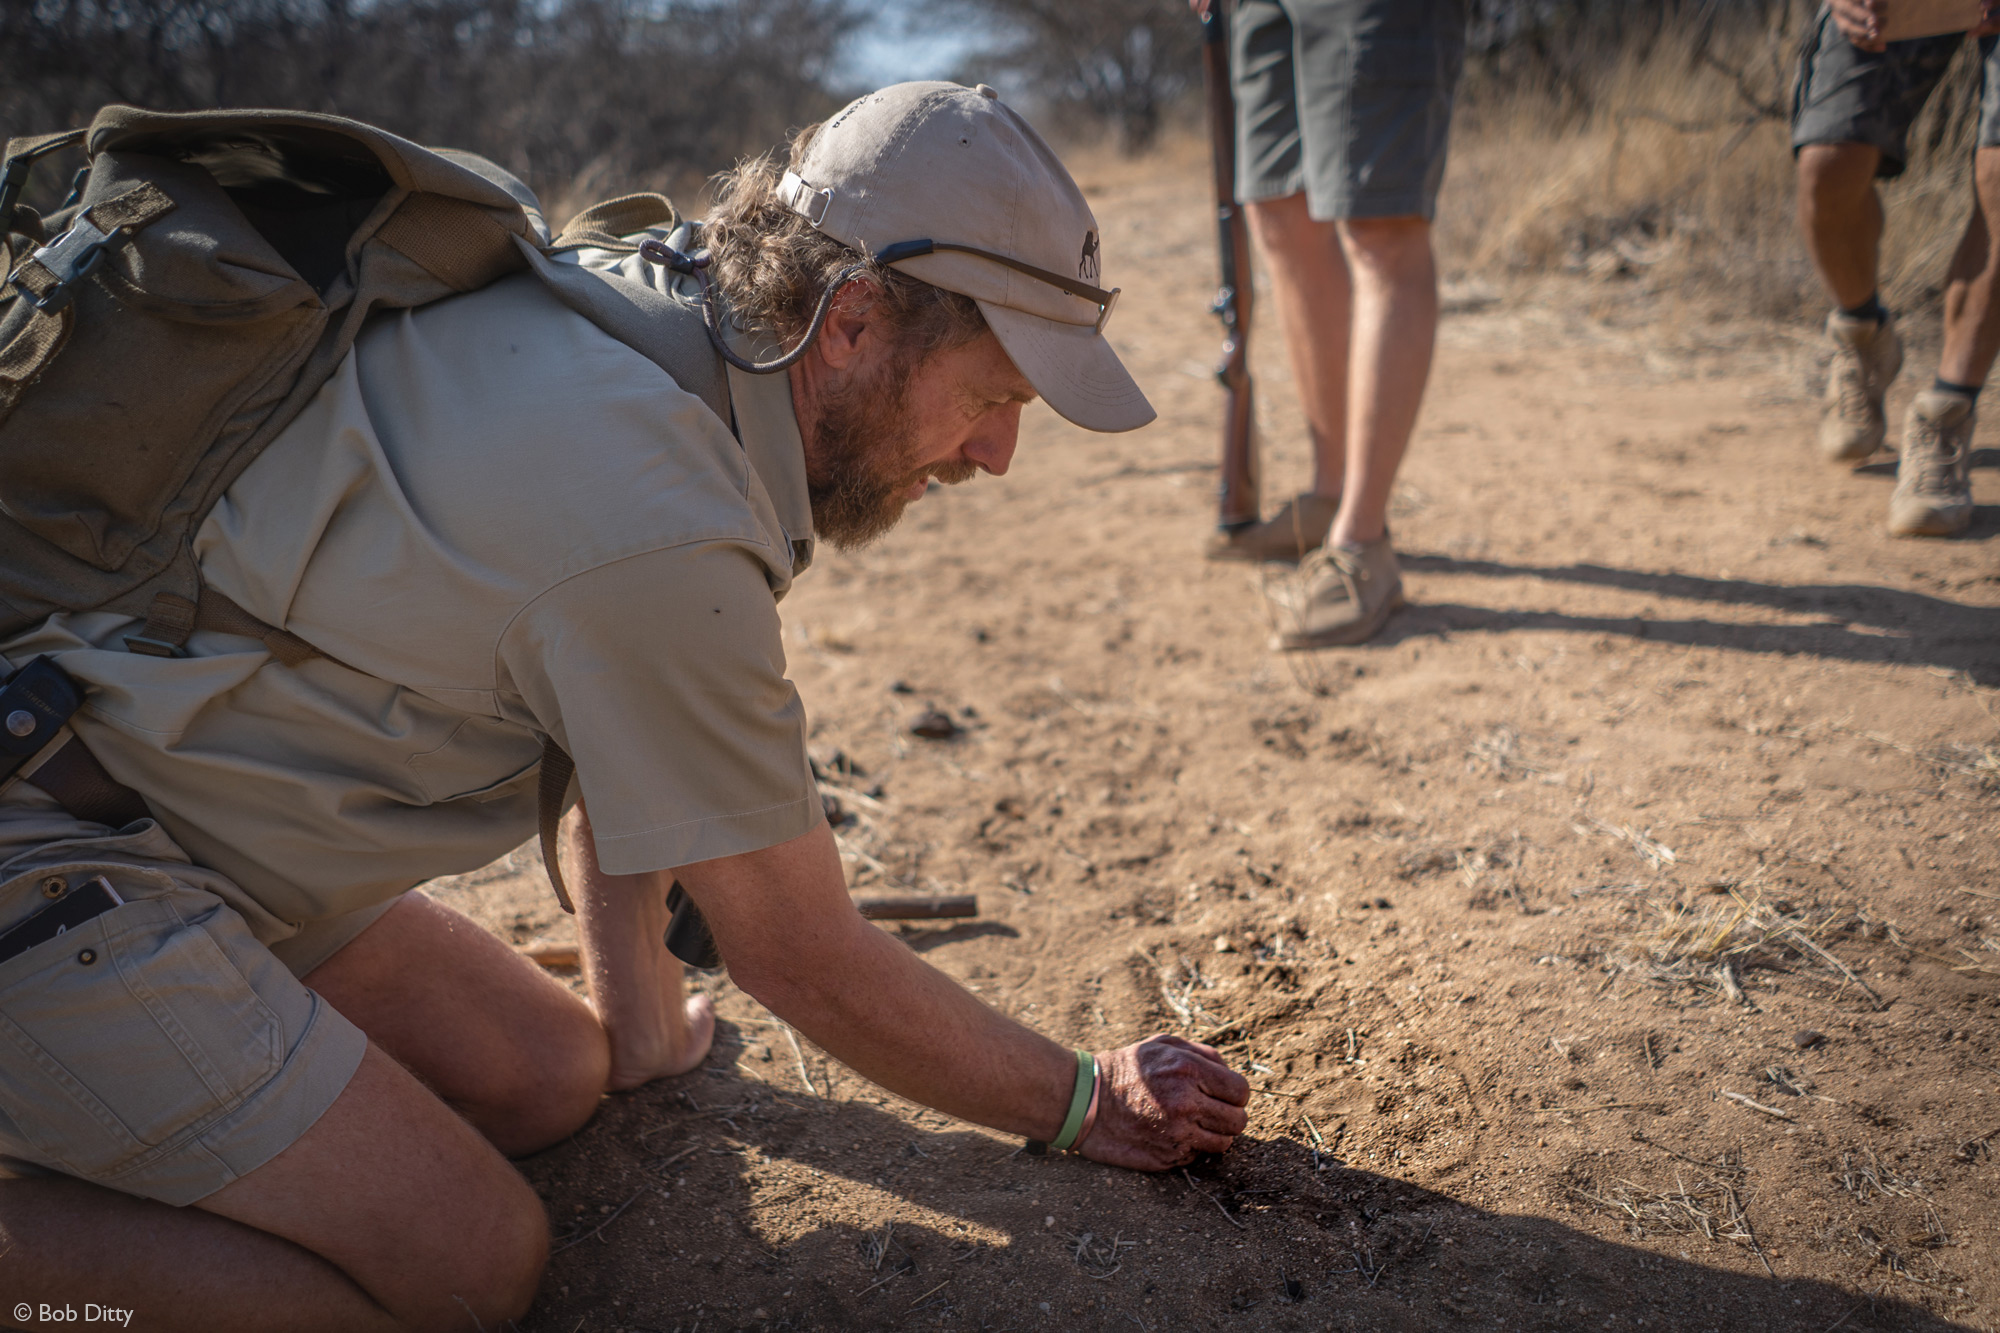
430, 144, 2000, 1333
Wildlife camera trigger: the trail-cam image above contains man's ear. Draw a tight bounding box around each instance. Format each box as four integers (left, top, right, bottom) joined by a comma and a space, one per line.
813, 277, 882, 371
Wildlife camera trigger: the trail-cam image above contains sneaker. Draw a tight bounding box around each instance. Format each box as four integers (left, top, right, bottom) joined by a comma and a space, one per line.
1818, 310, 1902, 462
1206, 491, 1339, 563
1274, 535, 1405, 649
1887, 388, 1975, 537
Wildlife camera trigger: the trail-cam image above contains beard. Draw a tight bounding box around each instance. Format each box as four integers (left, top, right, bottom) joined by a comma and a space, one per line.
804, 349, 978, 550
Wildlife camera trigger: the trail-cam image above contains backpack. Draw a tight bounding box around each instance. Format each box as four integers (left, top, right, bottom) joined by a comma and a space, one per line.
0, 105, 735, 911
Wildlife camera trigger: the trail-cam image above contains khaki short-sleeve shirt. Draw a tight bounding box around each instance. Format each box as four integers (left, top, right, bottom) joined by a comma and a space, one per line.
0, 269, 824, 939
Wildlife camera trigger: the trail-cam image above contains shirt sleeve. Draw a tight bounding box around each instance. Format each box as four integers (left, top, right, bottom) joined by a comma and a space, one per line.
499, 539, 823, 875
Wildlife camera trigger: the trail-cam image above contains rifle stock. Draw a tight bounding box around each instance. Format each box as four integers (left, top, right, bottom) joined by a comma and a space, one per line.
1201, 0, 1259, 533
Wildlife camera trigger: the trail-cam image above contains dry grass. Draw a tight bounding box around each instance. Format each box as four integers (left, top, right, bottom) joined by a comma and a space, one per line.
1437, 4, 1990, 324
1613, 885, 1886, 1008
1569, 1146, 1773, 1274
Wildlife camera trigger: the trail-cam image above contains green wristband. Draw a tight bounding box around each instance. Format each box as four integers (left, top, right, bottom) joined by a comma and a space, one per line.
1048, 1050, 1097, 1152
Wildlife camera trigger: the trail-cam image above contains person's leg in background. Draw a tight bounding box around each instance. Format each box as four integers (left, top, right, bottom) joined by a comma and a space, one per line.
1208, 0, 1350, 564
1889, 41, 2000, 537
1791, 7, 1963, 468
1276, 0, 1463, 648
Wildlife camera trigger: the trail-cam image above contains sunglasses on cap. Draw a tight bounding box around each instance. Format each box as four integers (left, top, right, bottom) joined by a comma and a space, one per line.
873, 238, 1121, 335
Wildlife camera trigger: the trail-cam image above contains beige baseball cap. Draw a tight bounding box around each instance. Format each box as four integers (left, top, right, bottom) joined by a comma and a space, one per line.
774, 81, 1155, 433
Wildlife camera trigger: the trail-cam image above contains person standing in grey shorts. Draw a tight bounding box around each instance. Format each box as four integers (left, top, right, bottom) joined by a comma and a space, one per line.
1794, 0, 2000, 536
1201, 0, 1467, 648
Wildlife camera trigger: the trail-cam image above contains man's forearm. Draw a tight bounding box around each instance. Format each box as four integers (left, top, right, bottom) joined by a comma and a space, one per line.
680, 825, 1079, 1140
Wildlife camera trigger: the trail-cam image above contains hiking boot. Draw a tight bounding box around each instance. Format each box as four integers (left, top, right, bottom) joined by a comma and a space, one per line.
1274, 535, 1405, 649
1206, 491, 1339, 563
1887, 388, 1975, 537
1818, 310, 1902, 463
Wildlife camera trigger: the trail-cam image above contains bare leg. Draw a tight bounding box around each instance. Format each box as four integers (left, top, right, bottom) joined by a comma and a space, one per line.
1245, 192, 1353, 499
1798, 142, 1884, 309
0, 1047, 548, 1333
304, 891, 611, 1154
563, 803, 715, 1090
1938, 146, 2000, 386
1329, 216, 1439, 549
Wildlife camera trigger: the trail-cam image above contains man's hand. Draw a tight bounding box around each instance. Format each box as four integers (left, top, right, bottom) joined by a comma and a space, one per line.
1081, 1035, 1251, 1170
1832, 0, 1889, 50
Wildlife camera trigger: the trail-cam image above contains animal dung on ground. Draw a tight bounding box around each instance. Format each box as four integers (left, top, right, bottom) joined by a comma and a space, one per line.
910, 708, 964, 740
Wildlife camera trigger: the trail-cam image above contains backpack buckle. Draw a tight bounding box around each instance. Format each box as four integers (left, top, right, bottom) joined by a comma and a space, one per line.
13, 215, 123, 313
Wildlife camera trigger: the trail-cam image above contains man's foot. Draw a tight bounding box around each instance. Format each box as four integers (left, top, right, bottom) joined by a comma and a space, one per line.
1206, 491, 1339, 563
1888, 388, 1976, 537
1818, 310, 1902, 462
1274, 535, 1405, 649
605, 993, 717, 1091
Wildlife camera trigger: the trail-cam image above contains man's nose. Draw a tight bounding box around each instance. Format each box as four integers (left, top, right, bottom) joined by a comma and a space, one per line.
965, 405, 1023, 477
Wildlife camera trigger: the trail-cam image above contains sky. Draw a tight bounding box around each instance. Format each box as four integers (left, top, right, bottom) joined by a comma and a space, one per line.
833, 0, 991, 89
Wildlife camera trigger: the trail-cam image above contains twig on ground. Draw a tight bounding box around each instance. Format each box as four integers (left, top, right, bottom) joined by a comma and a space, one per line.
550, 1186, 651, 1254
1529, 1101, 1665, 1115
1723, 1090, 1794, 1120
1182, 1169, 1246, 1230
1729, 1180, 1776, 1276
782, 1024, 819, 1097
906, 1280, 951, 1309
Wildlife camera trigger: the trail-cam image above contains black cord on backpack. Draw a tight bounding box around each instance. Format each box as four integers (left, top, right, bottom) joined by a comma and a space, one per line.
638, 236, 871, 376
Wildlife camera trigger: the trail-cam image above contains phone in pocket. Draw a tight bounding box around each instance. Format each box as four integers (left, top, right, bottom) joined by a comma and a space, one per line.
0, 875, 124, 966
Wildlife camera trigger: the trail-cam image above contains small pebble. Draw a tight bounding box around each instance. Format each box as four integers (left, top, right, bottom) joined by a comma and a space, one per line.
910, 708, 963, 740
889, 679, 915, 694
1374, 896, 1393, 910
1214, 934, 1236, 953
1044, 1215, 1056, 1229
1793, 1029, 1826, 1050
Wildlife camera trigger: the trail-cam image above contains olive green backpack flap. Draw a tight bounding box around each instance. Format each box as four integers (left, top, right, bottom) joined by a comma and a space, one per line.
0, 107, 727, 912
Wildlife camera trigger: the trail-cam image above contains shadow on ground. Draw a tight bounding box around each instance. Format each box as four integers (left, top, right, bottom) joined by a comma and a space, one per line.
1382, 555, 2000, 683
518, 1037, 1977, 1333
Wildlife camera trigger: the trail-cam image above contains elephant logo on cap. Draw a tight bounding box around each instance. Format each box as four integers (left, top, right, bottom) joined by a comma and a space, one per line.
1079, 230, 1100, 284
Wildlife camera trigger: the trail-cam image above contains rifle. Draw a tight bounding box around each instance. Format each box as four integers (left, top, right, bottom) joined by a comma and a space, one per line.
1200, 0, 1259, 533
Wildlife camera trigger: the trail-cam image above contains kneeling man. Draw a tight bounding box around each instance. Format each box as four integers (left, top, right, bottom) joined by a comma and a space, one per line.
0, 83, 1249, 1332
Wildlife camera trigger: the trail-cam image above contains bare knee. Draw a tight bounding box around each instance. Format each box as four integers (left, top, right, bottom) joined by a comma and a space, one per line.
1337, 216, 1434, 279
1798, 142, 1879, 213
399, 1170, 548, 1332
483, 1019, 609, 1155
1246, 192, 1325, 253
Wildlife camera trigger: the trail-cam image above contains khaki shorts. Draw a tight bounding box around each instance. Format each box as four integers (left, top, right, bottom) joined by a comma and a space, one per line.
1232, 0, 1467, 220
0, 820, 387, 1206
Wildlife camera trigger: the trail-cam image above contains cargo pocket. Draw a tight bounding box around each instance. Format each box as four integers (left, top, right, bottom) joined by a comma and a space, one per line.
0, 889, 283, 1180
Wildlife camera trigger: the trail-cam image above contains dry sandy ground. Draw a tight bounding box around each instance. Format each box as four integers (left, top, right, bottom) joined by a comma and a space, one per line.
425, 145, 2000, 1333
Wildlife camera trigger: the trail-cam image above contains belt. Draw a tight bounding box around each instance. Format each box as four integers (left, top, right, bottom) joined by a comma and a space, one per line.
0, 657, 150, 829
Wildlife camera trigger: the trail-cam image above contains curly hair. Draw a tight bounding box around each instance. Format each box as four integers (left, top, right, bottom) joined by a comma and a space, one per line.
702, 121, 988, 359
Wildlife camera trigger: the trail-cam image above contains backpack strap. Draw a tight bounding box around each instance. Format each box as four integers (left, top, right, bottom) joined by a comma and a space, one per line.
550, 193, 679, 254
124, 587, 331, 668
377, 192, 528, 294
537, 739, 578, 914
